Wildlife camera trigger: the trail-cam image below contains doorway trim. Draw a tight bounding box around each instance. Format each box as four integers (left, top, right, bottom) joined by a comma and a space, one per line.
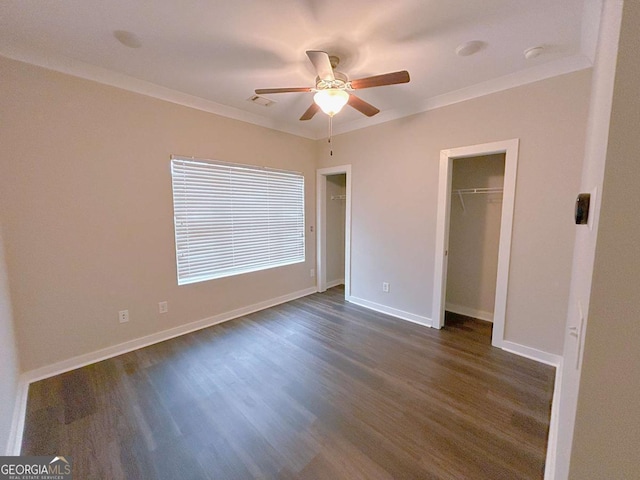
432, 139, 519, 349
316, 165, 352, 296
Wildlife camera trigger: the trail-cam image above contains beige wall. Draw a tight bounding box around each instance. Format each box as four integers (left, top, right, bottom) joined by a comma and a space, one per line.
0, 54, 593, 370
0, 225, 20, 453
569, 0, 640, 477
0, 57, 317, 371
319, 70, 591, 355
446, 154, 505, 319
325, 174, 346, 285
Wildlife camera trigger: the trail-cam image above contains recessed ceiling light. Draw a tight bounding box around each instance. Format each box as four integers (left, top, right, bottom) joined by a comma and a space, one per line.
455, 40, 486, 57
524, 46, 545, 59
113, 30, 142, 49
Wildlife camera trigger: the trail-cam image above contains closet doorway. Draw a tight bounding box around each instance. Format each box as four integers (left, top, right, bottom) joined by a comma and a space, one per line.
316, 165, 352, 296
432, 139, 519, 348
324, 173, 347, 289
446, 154, 505, 323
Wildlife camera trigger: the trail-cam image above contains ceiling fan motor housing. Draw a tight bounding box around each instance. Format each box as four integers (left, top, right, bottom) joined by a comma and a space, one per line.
316, 71, 349, 90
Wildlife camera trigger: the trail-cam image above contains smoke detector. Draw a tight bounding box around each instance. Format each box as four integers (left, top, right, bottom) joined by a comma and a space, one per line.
455, 41, 486, 57
524, 46, 545, 60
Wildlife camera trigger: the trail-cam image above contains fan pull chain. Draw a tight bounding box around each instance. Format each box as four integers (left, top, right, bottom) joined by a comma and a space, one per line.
328, 116, 333, 156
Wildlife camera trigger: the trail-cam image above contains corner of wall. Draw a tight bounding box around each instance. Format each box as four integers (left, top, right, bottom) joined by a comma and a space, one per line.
0, 225, 22, 455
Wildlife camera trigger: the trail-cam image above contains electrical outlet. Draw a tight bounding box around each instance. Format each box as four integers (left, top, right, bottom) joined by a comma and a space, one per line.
310, 268, 315, 277
118, 310, 129, 323
382, 282, 390, 293
159, 301, 168, 314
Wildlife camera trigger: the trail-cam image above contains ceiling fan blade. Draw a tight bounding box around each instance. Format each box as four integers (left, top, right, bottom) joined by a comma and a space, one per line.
306, 50, 335, 81
348, 94, 380, 117
350, 70, 410, 89
255, 87, 312, 94
300, 103, 320, 121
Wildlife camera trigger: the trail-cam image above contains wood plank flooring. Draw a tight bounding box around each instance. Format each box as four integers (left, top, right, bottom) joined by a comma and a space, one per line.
22, 287, 555, 479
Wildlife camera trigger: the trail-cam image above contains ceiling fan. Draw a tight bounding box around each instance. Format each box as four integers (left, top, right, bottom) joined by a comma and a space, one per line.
255, 50, 410, 121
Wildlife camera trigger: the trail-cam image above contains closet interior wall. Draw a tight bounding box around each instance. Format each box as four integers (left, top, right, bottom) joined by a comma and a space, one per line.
446, 154, 506, 322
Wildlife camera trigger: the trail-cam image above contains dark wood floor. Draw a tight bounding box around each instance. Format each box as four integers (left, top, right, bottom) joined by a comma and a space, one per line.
22, 287, 555, 479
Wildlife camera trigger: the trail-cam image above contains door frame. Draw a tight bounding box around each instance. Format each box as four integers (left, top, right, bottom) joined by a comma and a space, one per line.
432, 139, 519, 349
316, 165, 352, 296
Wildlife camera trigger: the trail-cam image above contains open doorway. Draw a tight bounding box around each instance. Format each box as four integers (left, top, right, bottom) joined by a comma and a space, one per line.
432, 139, 519, 349
316, 165, 352, 296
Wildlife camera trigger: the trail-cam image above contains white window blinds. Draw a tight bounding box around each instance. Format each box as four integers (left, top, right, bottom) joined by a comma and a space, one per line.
171, 157, 305, 285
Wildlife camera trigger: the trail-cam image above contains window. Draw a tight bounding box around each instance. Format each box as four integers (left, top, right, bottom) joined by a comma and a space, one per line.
171, 156, 305, 285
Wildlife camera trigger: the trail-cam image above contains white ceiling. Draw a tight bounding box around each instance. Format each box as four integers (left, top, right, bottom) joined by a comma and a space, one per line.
0, 0, 599, 139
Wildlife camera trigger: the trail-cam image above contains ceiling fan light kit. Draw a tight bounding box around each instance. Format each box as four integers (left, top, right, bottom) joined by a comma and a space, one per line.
313, 89, 349, 116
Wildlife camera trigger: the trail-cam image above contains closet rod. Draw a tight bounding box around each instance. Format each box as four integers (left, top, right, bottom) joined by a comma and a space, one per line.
452, 187, 503, 212
452, 187, 503, 195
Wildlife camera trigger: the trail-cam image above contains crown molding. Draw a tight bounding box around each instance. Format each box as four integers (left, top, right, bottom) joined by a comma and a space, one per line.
2, 46, 591, 141
0, 46, 317, 140
329, 54, 593, 138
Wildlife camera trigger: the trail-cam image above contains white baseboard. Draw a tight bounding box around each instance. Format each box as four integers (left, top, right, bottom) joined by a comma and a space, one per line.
25, 286, 318, 384
445, 303, 494, 323
5, 375, 29, 455
10, 287, 559, 460
10, 286, 318, 453
544, 358, 563, 480
346, 295, 432, 328
499, 340, 562, 480
326, 278, 345, 289
501, 340, 562, 367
